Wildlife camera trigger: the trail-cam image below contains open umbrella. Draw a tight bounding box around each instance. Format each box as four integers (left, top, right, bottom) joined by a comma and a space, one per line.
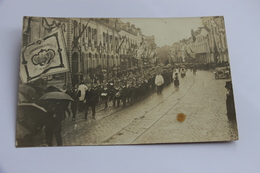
46, 85, 61, 92
18, 93, 27, 103
16, 123, 35, 147
18, 102, 47, 113
32, 86, 46, 97
19, 84, 36, 99
17, 103, 48, 135
38, 92, 74, 102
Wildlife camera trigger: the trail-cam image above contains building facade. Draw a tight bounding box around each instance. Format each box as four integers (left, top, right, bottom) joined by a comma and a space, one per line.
170, 16, 229, 65
201, 16, 229, 64
21, 17, 156, 87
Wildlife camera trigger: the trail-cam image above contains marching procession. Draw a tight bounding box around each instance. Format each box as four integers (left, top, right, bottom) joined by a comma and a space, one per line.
70, 65, 177, 118
17, 63, 185, 147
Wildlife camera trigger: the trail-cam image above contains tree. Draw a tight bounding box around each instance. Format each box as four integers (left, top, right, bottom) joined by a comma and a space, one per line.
157, 45, 171, 65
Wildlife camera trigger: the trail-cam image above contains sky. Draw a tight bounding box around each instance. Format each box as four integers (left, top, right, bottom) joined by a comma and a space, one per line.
121, 17, 203, 47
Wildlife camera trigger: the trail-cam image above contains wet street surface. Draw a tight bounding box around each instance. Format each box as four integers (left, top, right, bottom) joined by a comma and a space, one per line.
50, 70, 238, 146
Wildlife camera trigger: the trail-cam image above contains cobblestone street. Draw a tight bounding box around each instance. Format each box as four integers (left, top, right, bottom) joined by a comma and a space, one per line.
57, 70, 238, 146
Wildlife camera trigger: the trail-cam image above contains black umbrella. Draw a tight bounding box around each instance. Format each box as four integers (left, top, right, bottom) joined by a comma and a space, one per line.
26, 84, 46, 99
32, 86, 46, 96
18, 93, 27, 103
38, 92, 74, 102
46, 85, 61, 92
17, 103, 48, 135
19, 84, 37, 99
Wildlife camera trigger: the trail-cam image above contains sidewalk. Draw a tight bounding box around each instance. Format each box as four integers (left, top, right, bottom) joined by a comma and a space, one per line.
35, 84, 159, 146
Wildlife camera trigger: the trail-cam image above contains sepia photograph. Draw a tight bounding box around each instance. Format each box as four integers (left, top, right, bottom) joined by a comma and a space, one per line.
16, 16, 238, 147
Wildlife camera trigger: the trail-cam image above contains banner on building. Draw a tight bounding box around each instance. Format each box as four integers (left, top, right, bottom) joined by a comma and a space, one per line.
20, 29, 69, 83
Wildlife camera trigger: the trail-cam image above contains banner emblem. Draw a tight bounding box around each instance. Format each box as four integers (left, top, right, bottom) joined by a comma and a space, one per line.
20, 29, 69, 83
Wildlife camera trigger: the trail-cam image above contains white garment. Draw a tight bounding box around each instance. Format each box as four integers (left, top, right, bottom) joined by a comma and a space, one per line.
172, 72, 177, 79
78, 84, 88, 101
155, 74, 164, 86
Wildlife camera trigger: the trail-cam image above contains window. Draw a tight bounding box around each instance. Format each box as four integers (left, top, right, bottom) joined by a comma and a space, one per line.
88, 53, 92, 68
103, 32, 106, 43
93, 54, 96, 68
88, 27, 91, 40
73, 20, 79, 38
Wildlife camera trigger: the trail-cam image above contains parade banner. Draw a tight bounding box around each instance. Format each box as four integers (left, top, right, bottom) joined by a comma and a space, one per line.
20, 28, 69, 83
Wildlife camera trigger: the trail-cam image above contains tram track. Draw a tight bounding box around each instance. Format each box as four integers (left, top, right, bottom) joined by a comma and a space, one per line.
102, 75, 196, 144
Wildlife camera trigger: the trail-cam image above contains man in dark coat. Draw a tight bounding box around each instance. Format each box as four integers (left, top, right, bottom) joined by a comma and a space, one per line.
120, 83, 128, 107
100, 84, 109, 109
127, 83, 134, 103
61, 85, 71, 118
113, 85, 121, 107
45, 102, 64, 146
225, 81, 236, 122
84, 84, 99, 120
67, 85, 81, 121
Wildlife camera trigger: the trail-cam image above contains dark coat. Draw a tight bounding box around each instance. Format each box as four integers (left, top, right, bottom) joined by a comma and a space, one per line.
85, 88, 99, 105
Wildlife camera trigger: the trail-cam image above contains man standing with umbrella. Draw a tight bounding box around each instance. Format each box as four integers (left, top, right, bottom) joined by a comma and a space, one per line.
16, 102, 48, 147
45, 101, 64, 146
18, 84, 37, 103
38, 92, 74, 146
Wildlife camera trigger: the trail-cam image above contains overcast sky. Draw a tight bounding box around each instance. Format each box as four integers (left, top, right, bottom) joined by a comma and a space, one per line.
121, 17, 203, 47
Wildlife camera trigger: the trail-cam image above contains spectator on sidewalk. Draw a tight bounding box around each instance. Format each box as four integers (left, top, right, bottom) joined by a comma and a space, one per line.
45, 101, 64, 146
61, 85, 71, 118
67, 85, 81, 121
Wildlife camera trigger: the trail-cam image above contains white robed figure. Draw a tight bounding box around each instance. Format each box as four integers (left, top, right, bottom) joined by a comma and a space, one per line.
78, 82, 88, 112
155, 73, 164, 95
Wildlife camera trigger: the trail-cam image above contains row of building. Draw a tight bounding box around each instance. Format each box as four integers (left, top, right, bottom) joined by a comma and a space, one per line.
22, 17, 157, 86
170, 16, 229, 65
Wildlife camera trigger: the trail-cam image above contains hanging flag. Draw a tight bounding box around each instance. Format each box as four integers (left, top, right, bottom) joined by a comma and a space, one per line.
191, 29, 196, 43
211, 19, 220, 35
150, 51, 155, 58
185, 49, 192, 59
20, 28, 69, 83
203, 24, 210, 32
82, 33, 88, 52
98, 41, 103, 54
213, 39, 219, 62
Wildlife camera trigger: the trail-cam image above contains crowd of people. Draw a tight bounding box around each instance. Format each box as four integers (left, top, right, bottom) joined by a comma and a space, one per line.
17, 65, 190, 147
65, 66, 178, 121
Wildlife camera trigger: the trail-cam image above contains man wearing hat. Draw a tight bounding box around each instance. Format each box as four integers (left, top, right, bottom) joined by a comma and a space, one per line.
173, 73, 180, 88
100, 84, 109, 109
113, 84, 121, 107
120, 82, 128, 107
84, 83, 99, 120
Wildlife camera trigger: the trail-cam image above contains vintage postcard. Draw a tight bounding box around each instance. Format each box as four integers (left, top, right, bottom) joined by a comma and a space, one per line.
16, 16, 238, 147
